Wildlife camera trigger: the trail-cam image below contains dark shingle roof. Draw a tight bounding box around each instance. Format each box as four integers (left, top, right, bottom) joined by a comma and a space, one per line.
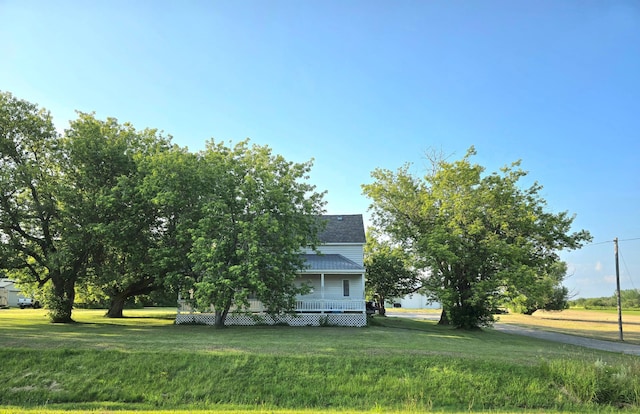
318, 214, 366, 244
302, 254, 364, 271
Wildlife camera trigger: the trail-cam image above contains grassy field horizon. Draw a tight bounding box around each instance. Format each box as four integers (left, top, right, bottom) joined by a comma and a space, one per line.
1, 307, 639, 413
387, 307, 640, 345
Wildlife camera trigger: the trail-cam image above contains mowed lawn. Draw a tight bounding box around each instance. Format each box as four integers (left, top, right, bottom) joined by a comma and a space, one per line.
1, 308, 639, 414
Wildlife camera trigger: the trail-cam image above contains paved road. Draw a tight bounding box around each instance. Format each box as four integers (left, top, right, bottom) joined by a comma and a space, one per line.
386, 311, 640, 356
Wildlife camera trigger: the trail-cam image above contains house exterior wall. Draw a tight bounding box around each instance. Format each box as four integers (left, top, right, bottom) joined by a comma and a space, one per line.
324, 275, 363, 299
296, 275, 322, 298
296, 274, 363, 300
393, 293, 440, 309
8, 289, 22, 307
0, 279, 22, 307
0, 287, 7, 307
303, 244, 364, 266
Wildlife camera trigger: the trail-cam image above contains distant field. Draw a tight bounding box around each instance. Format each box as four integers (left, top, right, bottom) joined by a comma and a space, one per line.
1, 307, 639, 414
497, 309, 640, 345
388, 307, 640, 345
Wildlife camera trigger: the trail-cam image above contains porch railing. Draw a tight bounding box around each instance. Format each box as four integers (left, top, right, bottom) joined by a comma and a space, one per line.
294, 299, 364, 312
178, 298, 365, 314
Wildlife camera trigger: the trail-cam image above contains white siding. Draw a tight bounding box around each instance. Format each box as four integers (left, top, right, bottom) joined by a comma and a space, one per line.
394, 293, 440, 309
295, 276, 322, 299
303, 244, 364, 266
295, 274, 364, 300
0, 279, 22, 307
321, 275, 364, 300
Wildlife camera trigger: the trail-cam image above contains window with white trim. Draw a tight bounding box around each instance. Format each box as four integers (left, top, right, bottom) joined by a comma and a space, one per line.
343, 279, 350, 297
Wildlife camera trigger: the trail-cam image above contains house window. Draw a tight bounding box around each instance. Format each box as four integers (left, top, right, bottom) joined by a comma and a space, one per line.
343, 280, 350, 297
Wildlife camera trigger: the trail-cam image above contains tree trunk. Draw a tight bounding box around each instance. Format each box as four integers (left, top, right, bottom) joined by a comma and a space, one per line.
48, 276, 76, 323
438, 308, 450, 325
105, 278, 156, 318
376, 297, 386, 316
214, 307, 229, 328
106, 293, 127, 318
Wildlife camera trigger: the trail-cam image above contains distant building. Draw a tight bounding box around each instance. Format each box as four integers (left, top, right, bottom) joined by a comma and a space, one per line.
0, 279, 22, 308
392, 293, 440, 309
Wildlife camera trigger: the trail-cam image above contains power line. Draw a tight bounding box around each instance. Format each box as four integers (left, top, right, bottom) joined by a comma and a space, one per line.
619, 250, 636, 290
582, 237, 640, 247
585, 240, 614, 246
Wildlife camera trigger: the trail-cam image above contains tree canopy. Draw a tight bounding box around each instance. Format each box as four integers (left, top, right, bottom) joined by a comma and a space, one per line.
362, 147, 592, 329
0, 92, 78, 322
0, 92, 325, 324
63, 113, 173, 318
189, 140, 325, 327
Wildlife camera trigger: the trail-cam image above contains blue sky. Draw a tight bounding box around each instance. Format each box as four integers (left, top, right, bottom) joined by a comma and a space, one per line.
2, 1, 639, 299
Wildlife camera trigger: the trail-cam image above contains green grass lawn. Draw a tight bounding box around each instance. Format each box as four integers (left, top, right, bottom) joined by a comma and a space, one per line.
1, 308, 639, 414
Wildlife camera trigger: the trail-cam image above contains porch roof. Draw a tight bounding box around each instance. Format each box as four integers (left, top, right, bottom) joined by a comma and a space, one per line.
301, 254, 364, 272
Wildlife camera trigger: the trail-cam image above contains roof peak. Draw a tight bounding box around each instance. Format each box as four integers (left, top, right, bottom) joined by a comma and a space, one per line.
317, 214, 365, 244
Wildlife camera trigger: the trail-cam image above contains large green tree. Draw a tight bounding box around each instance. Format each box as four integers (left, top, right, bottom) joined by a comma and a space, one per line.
0, 92, 87, 322
188, 140, 325, 327
1, 93, 179, 321
362, 147, 591, 329
64, 113, 173, 318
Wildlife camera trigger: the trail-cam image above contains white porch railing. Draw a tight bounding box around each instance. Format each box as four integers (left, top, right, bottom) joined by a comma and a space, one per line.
294, 299, 364, 312
177, 298, 365, 314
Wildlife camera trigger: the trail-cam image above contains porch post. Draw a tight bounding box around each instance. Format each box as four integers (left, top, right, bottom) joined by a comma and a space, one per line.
361, 272, 366, 312
177, 292, 182, 315
321, 273, 325, 314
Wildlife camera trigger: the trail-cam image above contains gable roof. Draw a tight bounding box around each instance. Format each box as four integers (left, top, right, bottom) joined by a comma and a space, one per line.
318, 214, 366, 244
302, 254, 364, 271
0, 279, 16, 289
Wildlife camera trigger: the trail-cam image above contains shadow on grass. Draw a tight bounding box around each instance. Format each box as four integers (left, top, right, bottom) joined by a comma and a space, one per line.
368, 315, 485, 341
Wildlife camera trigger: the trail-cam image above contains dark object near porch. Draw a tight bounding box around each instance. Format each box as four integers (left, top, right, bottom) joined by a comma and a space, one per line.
366, 301, 379, 315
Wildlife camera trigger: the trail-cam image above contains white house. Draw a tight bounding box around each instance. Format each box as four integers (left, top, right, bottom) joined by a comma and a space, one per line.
176, 214, 367, 327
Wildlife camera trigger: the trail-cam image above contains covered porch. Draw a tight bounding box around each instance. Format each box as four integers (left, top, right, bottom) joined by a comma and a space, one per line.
175, 254, 367, 326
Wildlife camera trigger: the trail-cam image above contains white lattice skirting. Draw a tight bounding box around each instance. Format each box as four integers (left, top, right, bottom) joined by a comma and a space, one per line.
175, 312, 367, 327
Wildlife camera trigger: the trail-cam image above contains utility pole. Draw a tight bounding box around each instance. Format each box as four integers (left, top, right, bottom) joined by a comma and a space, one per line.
614, 237, 623, 341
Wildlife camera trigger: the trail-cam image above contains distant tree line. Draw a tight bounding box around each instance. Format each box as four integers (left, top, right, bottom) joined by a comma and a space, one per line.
569, 289, 640, 309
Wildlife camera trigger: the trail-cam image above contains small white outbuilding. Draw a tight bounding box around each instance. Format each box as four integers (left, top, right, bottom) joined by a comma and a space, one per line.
0, 278, 23, 308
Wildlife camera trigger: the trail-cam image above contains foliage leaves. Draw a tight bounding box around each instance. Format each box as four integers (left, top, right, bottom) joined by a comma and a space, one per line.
0, 91, 78, 322
63, 113, 174, 317
364, 231, 425, 315
571, 289, 640, 309
1, 92, 325, 324
189, 140, 325, 326
363, 147, 592, 328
